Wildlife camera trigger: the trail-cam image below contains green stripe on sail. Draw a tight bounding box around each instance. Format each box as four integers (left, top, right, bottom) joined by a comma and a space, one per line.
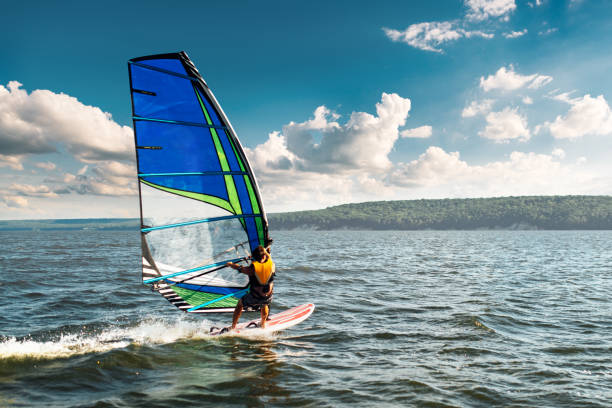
255, 216, 265, 246
193, 85, 243, 218
140, 179, 234, 214
210, 128, 230, 170
244, 176, 264, 245
244, 176, 260, 214
210, 128, 241, 216
172, 286, 239, 308
226, 130, 246, 172
194, 86, 213, 126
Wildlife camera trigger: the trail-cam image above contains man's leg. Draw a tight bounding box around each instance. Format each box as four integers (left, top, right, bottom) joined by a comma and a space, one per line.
260, 304, 269, 328
231, 299, 243, 330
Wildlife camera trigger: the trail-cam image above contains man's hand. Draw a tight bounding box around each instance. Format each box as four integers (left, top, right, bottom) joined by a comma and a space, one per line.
264, 282, 274, 297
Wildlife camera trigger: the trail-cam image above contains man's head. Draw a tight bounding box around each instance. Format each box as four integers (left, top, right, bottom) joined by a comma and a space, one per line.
252, 246, 267, 262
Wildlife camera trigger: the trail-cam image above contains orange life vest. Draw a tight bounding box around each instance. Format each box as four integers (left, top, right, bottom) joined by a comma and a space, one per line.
252, 256, 275, 285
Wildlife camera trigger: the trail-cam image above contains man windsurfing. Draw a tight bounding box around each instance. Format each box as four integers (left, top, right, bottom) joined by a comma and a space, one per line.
226, 245, 275, 329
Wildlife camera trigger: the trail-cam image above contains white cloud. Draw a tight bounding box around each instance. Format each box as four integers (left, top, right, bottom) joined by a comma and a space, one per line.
479, 107, 530, 142
0, 82, 139, 205
388, 146, 597, 197
250, 93, 412, 174
465, 0, 516, 22
246, 93, 412, 210
245, 94, 609, 211
61, 161, 138, 196
0, 194, 29, 208
0, 81, 133, 162
522, 96, 533, 105
383, 22, 492, 53
389, 147, 467, 187
462, 99, 494, 117
539, 28, 558, 36
0, 154, 24, 170
551, 148, 566, 159
10, 183, 58, 198
528, 75, 553, 90
551, 91, 574, 103
35, 161, 57, 171
503, 29, 527, 38
400, 125, 432, 138
544, 94, 612, 140
480, 66, 552, 92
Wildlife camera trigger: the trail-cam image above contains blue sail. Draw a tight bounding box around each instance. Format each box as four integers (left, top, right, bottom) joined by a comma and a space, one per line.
128, 52, 269, 313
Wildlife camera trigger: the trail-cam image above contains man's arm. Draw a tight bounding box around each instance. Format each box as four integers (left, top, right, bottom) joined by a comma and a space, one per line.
226, 262, 249, 274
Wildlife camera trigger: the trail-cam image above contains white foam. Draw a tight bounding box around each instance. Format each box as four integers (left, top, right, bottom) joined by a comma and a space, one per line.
0, 317, 226, 360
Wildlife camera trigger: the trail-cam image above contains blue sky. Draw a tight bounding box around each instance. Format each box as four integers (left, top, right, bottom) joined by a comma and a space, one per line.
1, 0, 611, 219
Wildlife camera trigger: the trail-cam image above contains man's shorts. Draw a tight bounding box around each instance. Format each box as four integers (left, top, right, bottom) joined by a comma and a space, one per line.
241, 292, 272, 311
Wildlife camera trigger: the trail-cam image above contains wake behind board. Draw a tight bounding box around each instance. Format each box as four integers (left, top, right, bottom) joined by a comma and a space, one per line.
209, 303, 314, 336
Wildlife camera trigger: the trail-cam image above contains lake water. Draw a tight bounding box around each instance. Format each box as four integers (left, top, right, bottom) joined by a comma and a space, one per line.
0, 230, 611, 407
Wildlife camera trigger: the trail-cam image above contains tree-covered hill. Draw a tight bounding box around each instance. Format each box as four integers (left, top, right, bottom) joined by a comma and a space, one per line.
268, 196, 612, 230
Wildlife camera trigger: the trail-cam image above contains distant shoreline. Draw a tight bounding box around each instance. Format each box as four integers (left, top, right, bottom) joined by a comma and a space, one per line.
2, 196, 612, 231
0, 218, 140, 231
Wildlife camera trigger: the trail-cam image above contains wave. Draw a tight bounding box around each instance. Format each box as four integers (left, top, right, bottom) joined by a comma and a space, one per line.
0, 317, 275, 361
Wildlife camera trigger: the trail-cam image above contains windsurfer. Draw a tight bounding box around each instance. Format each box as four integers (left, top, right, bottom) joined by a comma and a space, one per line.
227, 245, 275, 329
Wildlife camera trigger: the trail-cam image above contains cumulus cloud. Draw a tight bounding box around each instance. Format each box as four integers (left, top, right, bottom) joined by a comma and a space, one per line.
244, 93, 607, 211
522, 96, 533, 105
383, 22, 492, 53
389, 147, 467, 187
385, 0, 524, 52
387, 146, 596, 197
10, 183, 58, 198
544, 94, 612, 140
0, 154, 24, 170
465, 0, 516, 22
462, 99, 494, 117
400, 125, 432, 139
245, 93, 413, 209
503, 29, 527, 38
480, 66, 552, 92
479, 107, 530, 142
0, 81, 139, 204
60, 161, 138, 196
0, 81, 133, 162
0, 194, 29, 208
249, 93, 412, 175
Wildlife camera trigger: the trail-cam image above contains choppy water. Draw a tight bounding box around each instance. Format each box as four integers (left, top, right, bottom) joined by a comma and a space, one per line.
1, 229, 611, 407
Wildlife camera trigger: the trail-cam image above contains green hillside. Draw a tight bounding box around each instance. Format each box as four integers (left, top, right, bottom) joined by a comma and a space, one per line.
268, 196, 612, 230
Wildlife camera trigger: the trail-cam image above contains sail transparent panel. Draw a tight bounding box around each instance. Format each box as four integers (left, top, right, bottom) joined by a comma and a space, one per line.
144, 219, 248, 275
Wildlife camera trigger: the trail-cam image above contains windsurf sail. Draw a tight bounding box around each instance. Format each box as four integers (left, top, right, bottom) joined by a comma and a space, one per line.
128, 52, 270, 313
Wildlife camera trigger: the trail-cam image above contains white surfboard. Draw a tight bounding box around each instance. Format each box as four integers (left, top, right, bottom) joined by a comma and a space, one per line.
209, 303, 315, 336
